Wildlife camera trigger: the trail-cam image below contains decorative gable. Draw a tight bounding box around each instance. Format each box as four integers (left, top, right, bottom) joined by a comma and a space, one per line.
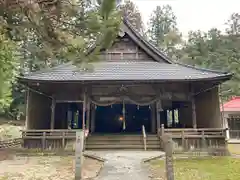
98, 19, 169, 63
99, 34, 158, 62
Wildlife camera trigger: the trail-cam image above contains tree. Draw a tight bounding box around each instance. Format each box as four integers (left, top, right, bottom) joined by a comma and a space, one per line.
0, 0, 122, 117
0, 27, 18, 113
0, 0, 122, 69
148, 5, 182, 59
119, 0, 144, 33
180, 14, 240, 100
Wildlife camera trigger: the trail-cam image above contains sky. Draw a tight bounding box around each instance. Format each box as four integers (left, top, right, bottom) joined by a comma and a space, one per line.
130, 0, 240, 37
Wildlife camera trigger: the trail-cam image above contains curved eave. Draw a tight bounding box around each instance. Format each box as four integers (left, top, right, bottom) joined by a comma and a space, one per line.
18, 73, 233, 85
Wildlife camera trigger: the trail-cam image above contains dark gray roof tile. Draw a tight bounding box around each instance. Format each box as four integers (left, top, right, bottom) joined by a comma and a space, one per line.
21, 61, 231, 82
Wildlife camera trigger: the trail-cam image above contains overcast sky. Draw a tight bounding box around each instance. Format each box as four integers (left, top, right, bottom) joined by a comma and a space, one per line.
130, 0, 240, 37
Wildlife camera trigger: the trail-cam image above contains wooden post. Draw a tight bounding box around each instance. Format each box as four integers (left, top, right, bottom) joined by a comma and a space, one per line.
181, 130, 185, 151
162, 135, 174, 180
160, 124, 165, 136
75, 130, 84, 180
191, 96, 197, 129
156, 100, 162, 132
90, 104, 96, 133
82, 93, 86, 131
62, 132, 65, 148
86, 101, 91, 130
201, 130, 207, 150
172, 109, 175, 128
151, 103, 156, 133
25, 89, 30, 129
41, 131, 46, 150
50, 98, 56, 129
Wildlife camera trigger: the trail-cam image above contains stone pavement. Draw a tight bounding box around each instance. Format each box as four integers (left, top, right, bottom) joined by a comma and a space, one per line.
86, 151, 164, 180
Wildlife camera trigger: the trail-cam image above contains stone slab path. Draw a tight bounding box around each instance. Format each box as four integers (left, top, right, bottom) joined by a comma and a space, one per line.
86, 151, 164, 180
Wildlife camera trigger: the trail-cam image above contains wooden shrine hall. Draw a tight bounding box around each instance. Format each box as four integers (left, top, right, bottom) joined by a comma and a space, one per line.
19, 19, 232, 150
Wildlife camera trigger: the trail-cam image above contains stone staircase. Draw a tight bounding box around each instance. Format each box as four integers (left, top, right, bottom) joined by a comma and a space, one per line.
85, 134, 161, 151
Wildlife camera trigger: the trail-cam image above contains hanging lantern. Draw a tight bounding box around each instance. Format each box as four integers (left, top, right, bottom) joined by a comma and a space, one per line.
95, 105, 97, 109
119, 116, 124, 121
149, 105, 151, 109
137, 105, 139, 110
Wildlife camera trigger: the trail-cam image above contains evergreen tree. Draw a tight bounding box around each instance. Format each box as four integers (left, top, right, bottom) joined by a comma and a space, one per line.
120, 0, 144, 33
180, 14, 240, 100
148, 5, 182, 59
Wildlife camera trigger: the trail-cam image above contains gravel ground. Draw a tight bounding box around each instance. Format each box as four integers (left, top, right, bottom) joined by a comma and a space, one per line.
0, 154, 103, 180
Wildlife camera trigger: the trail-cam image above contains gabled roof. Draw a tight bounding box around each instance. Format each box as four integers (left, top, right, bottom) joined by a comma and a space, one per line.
19, 19, 233, 83
221, 97, 240, 112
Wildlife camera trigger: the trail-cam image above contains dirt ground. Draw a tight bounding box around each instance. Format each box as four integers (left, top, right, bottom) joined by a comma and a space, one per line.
0, 152, 103, 180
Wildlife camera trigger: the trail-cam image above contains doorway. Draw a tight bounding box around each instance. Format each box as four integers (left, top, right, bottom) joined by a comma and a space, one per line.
94, 103, 152, 133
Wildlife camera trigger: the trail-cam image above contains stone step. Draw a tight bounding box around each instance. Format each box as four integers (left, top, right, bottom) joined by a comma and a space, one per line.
86, 144, 144, 149
86, 140, 143, 145
85, 144, 161, 150
87, 135, 159, 140
85, 134, 161, 150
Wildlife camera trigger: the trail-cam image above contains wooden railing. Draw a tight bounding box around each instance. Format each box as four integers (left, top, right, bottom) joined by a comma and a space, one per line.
158, 126, 228, 153
22, 129, 86, 150
142, 125, 147, 151
229, 130, 240, 139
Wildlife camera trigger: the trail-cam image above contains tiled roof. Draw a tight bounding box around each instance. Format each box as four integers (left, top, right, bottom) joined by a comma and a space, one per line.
221, 97, 240, 112
19, 19, 232, 82
21, 61, 231, 82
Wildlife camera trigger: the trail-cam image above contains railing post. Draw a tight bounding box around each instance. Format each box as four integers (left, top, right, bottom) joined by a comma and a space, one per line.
225, 128, 230, 140
75, 130, 84, 180
142, 125, 147, 151
162, 135, 174, 180
201, 130, 206, 150
42, 132, 46, 150
160, 124, 165, 136
62, 132, 65, 149
181, 130, 185, 151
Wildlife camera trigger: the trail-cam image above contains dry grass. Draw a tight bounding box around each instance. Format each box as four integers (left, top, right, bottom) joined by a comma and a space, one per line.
149, 157, 240, 180
0, 154, 103, 180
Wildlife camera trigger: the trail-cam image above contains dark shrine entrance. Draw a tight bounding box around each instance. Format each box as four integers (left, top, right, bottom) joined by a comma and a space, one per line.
95, 104, 151, 133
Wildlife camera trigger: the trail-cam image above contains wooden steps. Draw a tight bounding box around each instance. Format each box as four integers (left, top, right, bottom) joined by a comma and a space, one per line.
85, 134, 161, 151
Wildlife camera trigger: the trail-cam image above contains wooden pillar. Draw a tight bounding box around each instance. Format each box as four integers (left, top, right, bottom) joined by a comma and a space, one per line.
191, 95, 197, 129
90, 105, 96, 133
50, 98, 56, 129
25, 89, 30, 129
151, 103, 156, 133
172, 109, 175, 128
86, 100, 91, 130
82, 91, 86, 130
156, 100, 162, 132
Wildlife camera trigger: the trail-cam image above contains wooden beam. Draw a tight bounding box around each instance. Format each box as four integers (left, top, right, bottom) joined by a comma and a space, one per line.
50, 98, 56, 129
